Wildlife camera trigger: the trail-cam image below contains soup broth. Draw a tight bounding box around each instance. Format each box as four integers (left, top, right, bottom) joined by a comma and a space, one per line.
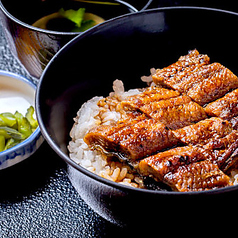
1, 0, 135, 32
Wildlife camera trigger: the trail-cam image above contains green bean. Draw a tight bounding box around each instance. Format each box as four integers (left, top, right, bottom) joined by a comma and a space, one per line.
0, 126, 23, 140
0, 135, 5, 152
0, 112, 17, 128
25, 106, 38, 129
4, 138, 20, 150
0, 106, 38, 153
14, 111, 32, 139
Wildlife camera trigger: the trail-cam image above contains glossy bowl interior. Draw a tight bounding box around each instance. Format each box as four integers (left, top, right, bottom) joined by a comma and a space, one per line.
0, 70, 43, 169
36, 7, 238, 226
0, 0, 138, 79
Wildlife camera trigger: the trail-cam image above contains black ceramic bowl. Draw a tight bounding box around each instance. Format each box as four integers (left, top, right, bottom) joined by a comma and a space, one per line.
36, 7, 238, 227
0, 0, 138, 79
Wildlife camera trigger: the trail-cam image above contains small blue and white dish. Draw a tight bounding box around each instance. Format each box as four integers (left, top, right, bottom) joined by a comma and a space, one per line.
0, 70, 43, 169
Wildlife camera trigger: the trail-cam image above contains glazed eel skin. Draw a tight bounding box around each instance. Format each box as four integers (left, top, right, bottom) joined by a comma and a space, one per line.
152, 50, 238, 106
84, 49, 238, 192
139, 124, 238, 191
84, 115, 178, 161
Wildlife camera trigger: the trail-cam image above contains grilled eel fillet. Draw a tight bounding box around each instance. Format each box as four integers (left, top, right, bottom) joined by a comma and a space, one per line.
205, 88, 238, 120
85, 87, 206, 161
84, 49, 238, 191
139, 128, 238, 192
123, 94, 207, 130
163, 161, 230, 192
121, 86, 180, 110
152, 50, 238, 105
139, 147, 231, 192
84, 115, 179, 161
172, 117, 233, 145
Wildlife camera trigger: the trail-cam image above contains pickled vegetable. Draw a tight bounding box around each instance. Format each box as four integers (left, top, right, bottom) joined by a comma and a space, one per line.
26, 106, 38, 129
0, 112, 17, 128
0, 135, 5, 152
0, 106, 38, 152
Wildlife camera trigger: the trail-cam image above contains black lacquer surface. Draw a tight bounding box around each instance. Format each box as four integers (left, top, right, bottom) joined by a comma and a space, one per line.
36, 6, 238, 230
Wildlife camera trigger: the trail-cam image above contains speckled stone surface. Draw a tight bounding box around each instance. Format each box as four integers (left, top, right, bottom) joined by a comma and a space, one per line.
0, 23, 125, 237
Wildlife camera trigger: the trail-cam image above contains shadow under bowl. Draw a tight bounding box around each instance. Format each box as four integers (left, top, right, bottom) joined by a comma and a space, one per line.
36, 7, 238, 227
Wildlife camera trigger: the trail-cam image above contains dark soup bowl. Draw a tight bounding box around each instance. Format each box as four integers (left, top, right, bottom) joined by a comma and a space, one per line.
0, 0, 138, 80
36, 7, 238, 228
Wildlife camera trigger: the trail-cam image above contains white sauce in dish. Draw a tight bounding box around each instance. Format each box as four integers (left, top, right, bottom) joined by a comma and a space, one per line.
0, 74, 35, 115
0, 96, 31, 114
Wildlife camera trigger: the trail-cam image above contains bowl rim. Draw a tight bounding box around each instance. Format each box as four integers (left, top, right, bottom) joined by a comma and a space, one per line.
37, 6, 238, 196
0, 70, 41, 160
0, 0, 138, 36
